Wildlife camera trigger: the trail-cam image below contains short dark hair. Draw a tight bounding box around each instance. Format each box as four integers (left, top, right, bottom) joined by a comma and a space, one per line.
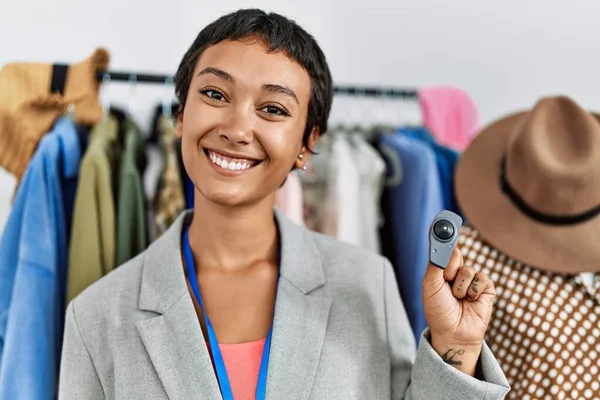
175, 9, 334, 151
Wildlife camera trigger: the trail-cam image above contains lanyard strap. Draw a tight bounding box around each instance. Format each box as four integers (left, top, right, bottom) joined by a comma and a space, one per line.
183, 228, 275, 400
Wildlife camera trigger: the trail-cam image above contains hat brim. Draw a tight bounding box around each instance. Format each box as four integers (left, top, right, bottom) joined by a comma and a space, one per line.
455, 112, 600, 273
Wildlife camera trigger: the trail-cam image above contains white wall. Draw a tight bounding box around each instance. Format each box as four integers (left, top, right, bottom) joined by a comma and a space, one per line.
1, 0, 599, 231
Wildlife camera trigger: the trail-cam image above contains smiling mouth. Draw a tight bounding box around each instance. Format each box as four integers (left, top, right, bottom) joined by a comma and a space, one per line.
204, 149, 262, 172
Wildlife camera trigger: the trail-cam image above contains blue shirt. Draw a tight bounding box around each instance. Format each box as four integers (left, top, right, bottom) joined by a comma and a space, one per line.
63, 125, 88, 246
0, 117, 81, 399
398, 127, 463, 218
378, 133, 443, 341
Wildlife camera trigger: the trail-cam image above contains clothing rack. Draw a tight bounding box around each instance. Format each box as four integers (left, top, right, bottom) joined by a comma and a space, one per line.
95, 70, 418, 99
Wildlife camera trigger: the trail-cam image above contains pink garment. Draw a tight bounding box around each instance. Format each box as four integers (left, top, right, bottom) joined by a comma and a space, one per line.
418, 86, 480, 150
274, 171, 304, 225
218, 338, 266, 400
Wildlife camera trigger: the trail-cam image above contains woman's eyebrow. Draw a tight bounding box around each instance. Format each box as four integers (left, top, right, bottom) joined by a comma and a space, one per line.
197, 67, 235, 82
262, 84, 299, 104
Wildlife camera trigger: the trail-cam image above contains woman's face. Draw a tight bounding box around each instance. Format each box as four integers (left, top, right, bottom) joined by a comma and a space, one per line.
178, 39, 317, 208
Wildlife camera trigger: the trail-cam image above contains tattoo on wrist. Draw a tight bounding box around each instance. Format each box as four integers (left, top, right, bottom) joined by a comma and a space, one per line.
441, 349, 465, 366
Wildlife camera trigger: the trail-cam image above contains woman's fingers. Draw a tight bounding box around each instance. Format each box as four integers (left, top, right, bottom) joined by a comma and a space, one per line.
466, 272, 491, 302
451, 265, 476, 299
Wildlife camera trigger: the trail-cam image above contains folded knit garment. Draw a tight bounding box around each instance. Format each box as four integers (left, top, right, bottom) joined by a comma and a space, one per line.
0, 48, 110, 180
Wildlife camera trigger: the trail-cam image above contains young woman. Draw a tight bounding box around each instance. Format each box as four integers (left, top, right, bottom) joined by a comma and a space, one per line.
59, 9, 510, 400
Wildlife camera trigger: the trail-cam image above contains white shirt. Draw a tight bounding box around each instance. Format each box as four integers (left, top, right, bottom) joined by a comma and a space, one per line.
322, 134, 361, 247
349, 134, 386, 253
0, 168, 16, 235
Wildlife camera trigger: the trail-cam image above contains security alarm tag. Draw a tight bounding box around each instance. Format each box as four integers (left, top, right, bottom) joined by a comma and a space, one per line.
429, 210, 463, 269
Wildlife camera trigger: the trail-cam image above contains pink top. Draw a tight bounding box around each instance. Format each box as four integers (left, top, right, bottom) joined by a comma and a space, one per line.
418, 86, 480, 151
274, 171, 304, 226
217, 338, 267, 400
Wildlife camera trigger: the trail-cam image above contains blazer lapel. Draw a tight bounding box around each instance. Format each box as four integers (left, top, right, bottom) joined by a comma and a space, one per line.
137, 298, 222, 399
136, 212, 222, 400
134, 209, 331, 400
266, 210, 332, 399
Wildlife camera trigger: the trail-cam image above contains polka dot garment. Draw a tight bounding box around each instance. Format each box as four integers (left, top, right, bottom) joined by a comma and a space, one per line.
459, 225, 600, 400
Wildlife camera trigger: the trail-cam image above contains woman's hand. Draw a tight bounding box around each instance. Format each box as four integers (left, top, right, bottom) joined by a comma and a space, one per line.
422, 247, 496, 376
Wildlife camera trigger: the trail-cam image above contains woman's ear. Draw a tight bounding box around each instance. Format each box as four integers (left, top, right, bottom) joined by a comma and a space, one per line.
308, 127, 320, 150
294, 127, 320, 170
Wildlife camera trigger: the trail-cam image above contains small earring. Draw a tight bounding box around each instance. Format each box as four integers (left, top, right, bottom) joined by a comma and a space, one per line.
302, 165, 307, 171
298, 154, 304, 159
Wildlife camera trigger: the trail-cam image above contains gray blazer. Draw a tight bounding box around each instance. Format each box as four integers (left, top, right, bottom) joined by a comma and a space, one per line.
59, 210, 510, 399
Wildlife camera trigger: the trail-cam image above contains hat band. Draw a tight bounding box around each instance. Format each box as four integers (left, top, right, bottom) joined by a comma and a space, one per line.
500, 156, 600, 225
50, 64, 69, 95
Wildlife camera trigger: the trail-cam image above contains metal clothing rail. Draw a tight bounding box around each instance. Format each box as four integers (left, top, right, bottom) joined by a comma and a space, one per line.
95, 70, 418, 99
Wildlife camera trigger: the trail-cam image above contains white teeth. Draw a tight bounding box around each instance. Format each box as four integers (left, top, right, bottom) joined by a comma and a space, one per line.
208, 150, 255, 172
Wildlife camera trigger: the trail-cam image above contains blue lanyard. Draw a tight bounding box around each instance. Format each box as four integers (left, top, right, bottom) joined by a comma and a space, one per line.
183, 228, 276, 400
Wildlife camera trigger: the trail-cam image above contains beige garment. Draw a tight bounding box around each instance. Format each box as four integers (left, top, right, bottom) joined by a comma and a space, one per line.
459, 224, 600, 399
67, 117, 120, 303
0, 48, 109, 181
143, 146, 163, 242
154, 116, 185, 237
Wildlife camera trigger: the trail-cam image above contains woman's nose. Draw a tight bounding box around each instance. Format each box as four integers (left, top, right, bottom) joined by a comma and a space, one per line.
218, 107, 254, 145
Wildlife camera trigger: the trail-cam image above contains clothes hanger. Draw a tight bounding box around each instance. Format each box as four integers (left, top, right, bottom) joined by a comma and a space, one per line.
380, 142, 403, 187
104, 73, 127, 124
347, 92, 368, 146
91, 72, 124, 146
61, 102, 88, 157
159, 77, 176, 138
377, 90, 403, 187
127, 73, 137, 116
101, 72, 111, 121
371, 89, 395, 132
102, 73, 127, 146
347, 90, 367, 140
328, 93, 357, 146
148, 78, 179, 144
162, 77, 174, 119
65, 103, 76, 122
326, 94, 347, 136
103, 74, 138, 148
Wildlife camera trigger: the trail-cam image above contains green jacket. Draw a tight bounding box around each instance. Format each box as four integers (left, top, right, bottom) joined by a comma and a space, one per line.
115, 118, 147, 266
67, 117, 120, 303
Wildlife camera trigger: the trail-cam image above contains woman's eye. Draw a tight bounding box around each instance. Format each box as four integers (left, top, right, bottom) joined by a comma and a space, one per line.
201, 89, 225, 101
262, 105, 288, 116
